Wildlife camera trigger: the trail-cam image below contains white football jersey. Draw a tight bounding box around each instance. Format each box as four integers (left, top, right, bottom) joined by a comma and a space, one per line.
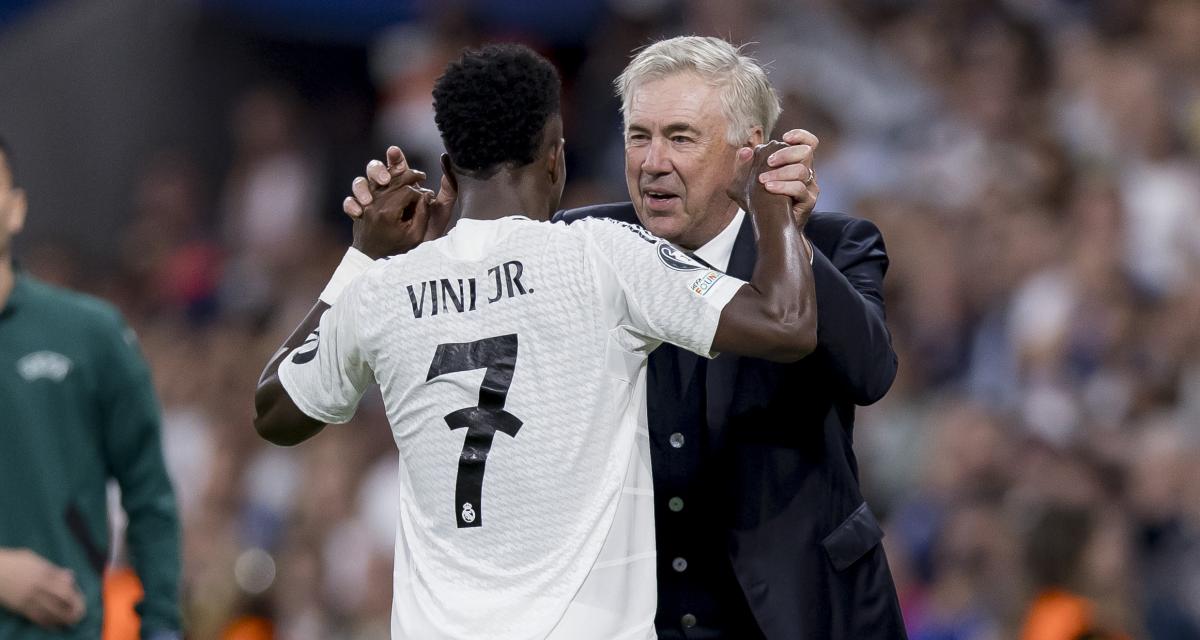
278, 215, 745, 639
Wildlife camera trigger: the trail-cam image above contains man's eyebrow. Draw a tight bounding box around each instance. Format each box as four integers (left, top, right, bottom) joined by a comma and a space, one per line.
663, 122, 701, 135
626, 122, 702, 136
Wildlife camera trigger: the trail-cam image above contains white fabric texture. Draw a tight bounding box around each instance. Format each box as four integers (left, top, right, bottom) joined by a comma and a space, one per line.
278, 216, 744, 639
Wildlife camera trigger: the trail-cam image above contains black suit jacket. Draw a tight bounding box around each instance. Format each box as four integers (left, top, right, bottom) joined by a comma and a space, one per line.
555, 203, 906, 639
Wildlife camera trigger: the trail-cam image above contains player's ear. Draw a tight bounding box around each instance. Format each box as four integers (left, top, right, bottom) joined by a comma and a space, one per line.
439, 153, 458, 194
547, 138, 565, 188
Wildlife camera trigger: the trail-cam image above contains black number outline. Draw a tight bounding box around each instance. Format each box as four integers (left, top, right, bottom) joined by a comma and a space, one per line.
426, 334, 522, 528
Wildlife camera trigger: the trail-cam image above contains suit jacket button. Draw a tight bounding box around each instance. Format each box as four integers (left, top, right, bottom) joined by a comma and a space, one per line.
672, 557, 688, 572
681, 613, 697, 628
668, 497, 684, 512
669, 432, 685, 448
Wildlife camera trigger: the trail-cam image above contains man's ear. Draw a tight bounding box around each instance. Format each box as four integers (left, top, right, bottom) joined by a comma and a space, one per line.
439, 153, 458, 193
5, 189, 26, 236
746, 125, 765, 147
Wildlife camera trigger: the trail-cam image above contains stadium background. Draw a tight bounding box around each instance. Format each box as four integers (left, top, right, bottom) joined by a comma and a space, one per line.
2, 0, 1200, 637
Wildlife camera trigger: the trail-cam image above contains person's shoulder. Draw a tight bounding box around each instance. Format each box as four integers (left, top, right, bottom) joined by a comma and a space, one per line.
552, 202, 639, 225
807, 211, 884, 238
20, 275, 126, 330
806, 211, 887, 256
562, 214, 660, 248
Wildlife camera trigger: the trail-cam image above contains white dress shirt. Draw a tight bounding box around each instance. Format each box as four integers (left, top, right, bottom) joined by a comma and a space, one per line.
691, 208, 814, 273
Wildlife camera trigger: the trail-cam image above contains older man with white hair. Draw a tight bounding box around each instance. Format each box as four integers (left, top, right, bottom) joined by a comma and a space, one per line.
557, 36, 905, 639
347, 35, 904, 639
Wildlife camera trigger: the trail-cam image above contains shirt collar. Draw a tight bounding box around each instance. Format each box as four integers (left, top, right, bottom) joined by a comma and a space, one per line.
692, 208, 745, 273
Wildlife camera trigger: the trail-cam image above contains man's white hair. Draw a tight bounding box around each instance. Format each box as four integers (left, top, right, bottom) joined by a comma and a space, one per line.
616, 36, 782, 146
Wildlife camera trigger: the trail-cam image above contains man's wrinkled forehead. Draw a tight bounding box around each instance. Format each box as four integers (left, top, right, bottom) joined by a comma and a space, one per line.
625, 73, 726, 131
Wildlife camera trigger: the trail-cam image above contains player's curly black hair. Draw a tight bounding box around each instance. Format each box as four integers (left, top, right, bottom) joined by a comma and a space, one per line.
433, 44, 561, 179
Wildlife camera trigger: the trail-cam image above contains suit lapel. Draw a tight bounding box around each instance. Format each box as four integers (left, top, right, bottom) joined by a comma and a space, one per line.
706, 214, 756, 437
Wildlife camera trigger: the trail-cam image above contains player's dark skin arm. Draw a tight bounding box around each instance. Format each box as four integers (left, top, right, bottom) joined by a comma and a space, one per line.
711, 141, 818, 363
253, 169, 435, 446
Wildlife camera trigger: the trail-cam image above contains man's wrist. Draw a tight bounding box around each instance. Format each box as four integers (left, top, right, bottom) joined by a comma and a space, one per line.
319, 248, 374, 305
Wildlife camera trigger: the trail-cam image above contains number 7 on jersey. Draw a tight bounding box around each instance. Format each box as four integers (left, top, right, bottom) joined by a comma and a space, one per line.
426, 334, 523, 528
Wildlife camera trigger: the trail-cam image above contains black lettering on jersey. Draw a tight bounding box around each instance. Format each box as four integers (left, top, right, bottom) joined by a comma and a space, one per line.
426, 334, 523, 528
291, 330, 320, 364
487, 265, 504, 303
407, 262, 531, 319
488, 260, 531, 304
440, 279, 466, 313
504, 261, 527, 295
407, 282, 429, 318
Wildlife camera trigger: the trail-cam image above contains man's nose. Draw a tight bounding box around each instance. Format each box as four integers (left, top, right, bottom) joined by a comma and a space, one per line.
641, 137, 672, 175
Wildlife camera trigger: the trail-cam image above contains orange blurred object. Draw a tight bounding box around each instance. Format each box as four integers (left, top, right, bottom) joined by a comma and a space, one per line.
102, 568, 143, 640
1020, 589, 1130, 640
221, 616, 274, 640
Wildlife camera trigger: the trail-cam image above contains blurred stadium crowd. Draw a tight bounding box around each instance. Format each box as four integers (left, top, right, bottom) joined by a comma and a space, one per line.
4, 0, 1200, 638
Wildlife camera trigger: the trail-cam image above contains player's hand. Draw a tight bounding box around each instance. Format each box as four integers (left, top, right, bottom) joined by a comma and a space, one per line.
728, 141, 793, 222
758, 129, 820, 226
348, 164, 435, 260
0, 548, 86, 629
343, 146, 457, 242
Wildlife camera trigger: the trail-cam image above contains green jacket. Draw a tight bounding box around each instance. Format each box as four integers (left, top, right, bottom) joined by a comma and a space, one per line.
0, 274, 182, 639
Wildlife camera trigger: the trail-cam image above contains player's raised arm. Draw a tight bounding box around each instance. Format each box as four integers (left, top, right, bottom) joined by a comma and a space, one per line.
581, 141, 816, 364
253, 167, 433, 446
711, 140, 817, 361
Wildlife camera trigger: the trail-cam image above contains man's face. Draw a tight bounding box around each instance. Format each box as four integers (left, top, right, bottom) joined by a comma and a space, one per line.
0, 152, 26, 258
624, 73, 753, 250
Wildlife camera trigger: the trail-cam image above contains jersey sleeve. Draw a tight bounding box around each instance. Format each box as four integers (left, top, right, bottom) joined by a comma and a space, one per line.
579, 218, 746, 358
278, 275, 374, 424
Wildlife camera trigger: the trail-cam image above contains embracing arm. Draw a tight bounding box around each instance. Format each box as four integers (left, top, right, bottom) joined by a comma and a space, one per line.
811, 215, 896, 404
711, 143, 818, 362
253, 302, 330, 446
254, 155, 437, 446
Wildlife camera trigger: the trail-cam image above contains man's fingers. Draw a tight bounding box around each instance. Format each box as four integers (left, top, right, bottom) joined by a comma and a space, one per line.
385, 146, 407, 174
343, 197, 363, 219
758, 162, 811, 185
735, 146, 754, 175
766, 143, 814, 169
408, 190, 432, 229
351, 177, 372, 205
392, 168, 426, 189
367, 160, 390, 186
779, 129, 819, 151
434, 173, 457, 207
763, 180, 812, 200
25, 599, 58, 628
30, 576, 84, 627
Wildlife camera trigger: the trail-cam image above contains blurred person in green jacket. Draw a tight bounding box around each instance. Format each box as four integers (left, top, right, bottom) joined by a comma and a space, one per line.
0, 137, 182, 639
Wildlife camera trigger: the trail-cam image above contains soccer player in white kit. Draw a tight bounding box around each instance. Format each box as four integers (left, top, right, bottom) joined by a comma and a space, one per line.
254, 45, 817, 640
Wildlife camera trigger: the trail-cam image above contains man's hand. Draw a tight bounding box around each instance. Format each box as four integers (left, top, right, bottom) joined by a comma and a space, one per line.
344, 155, 437, 259
759, 129, 820, 225
343, 146, 457, 243
728, 141, 793, 219
0, 548, 86, 629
